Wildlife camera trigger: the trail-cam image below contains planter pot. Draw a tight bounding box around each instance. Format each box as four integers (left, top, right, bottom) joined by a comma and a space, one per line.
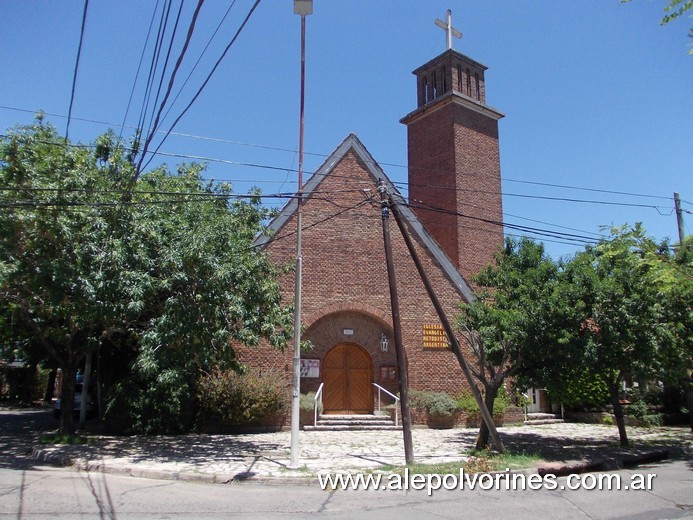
299, 409, 315, 428
427, 413, 457, 429
464, 413, 504, 428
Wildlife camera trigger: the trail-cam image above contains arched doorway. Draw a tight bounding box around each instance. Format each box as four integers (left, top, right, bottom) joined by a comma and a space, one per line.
322, 343, 372, 414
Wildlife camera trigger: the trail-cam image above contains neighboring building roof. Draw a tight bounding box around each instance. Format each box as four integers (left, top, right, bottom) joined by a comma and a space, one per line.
254, 133, 476, 303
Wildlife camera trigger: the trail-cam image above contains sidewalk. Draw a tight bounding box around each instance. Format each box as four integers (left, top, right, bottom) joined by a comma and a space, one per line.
31, 423, 692, 484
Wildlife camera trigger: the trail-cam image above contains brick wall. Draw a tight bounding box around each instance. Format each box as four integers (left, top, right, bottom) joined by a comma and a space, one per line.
236, 146, 477, 413
406, 97, 504, 282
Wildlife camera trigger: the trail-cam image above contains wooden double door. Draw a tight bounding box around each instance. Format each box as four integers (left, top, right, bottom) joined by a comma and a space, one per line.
323, 343, 372, 414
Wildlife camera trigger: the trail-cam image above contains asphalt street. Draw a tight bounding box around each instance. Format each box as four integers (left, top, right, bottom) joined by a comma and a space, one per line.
0, 460, 692, 519
1, 407, 691, 519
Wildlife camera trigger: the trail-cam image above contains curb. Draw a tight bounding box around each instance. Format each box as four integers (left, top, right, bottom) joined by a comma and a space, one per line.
30, 447, 74, 468
536, 450, 670, 477
31, 446, 672, 486
30, 446, 317, 485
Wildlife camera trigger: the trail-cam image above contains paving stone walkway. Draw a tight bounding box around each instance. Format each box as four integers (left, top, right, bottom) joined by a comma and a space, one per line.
30, 422, 692, 483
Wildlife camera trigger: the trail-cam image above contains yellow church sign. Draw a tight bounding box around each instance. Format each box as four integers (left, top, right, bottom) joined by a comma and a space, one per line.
422, 324, 449, 349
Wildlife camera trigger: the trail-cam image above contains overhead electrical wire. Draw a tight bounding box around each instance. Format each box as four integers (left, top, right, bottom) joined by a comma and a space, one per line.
137, 0, 263, 175
135, 0, 173, 148
65, 0, 90, 143
145, 0, 187, 143
3, 104, 686, 208
119, 0, 161, 140
160, 1, 239, 127
135, 0, 206, 176
407, 198, 600, 246
2, 130, 680, 233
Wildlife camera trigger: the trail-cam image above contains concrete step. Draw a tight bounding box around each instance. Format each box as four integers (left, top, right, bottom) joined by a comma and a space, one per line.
303, 413, 401, 431
319, 414, 389, 420
525, 413, 564, 425
315, 419, 396, 426
524, 419, 565, 425
304, 424, 402, 431
527, 412, 561, 420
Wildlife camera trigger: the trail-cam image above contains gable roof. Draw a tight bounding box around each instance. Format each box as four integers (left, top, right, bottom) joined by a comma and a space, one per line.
254, 133, 476, 303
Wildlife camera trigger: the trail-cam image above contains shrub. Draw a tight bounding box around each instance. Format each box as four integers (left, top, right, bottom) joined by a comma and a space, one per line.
456, 388, 510, 416
409, 390, 458, 417
300, 392, 322, 414
456, 392, 479, 414
197, 368, 288, 428
493, 387, 510, 415
104, 368, 197, 435
624, 393, 663, 428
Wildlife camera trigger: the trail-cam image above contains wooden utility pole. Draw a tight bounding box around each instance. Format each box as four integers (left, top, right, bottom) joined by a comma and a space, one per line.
388, 193, 505, 454
378, 181, 414, 464
674, 192, 685, 245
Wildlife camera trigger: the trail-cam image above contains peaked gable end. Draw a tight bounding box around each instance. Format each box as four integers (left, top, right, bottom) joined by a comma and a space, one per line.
255, 134, 475, 302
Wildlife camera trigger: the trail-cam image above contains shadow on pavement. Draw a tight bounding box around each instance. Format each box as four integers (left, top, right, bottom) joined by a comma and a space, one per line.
0, 406, 57, 470
81, 435, 286, 465
447, 426, 692, 465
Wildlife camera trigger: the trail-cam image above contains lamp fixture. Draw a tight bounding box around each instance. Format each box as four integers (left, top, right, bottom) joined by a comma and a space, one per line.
380, 333, 389, 352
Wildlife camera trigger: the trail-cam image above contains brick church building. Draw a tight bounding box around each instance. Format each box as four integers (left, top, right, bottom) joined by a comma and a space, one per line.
237, 35, 504, 419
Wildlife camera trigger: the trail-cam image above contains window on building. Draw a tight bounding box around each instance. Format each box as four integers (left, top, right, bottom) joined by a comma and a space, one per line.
379, 366, 397, 383
466, 68, 471, 96
475, 73, 481, 101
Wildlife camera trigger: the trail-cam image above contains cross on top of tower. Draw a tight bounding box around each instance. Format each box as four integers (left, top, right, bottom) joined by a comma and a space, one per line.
434, 9, 462, 50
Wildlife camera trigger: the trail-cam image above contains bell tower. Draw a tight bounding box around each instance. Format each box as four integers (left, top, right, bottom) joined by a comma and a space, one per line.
401, 11, 504, 281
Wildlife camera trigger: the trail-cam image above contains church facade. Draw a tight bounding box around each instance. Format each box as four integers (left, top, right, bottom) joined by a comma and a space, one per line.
236, 42, 504, 419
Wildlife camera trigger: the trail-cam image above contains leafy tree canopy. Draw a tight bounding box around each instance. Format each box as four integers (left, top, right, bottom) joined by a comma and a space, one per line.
0, 120, 292, 433
457, 236, 561, 448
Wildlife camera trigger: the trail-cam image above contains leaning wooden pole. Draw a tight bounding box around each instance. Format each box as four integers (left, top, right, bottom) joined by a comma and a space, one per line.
389, 193, 505, 454
378, 181, 415, 464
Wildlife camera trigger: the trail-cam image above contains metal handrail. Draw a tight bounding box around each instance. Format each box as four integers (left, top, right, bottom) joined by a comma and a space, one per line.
372, 383, 400, 426
314, 382, 324, 427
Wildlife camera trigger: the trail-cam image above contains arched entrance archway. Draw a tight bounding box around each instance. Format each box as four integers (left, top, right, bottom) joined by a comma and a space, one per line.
322, 343, 372, 414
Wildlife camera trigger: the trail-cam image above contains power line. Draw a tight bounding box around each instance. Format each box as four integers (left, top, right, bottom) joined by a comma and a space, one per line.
119, 0, 161, 140
408, 199, 599, 246
3, 104, 686, 208
65, 0, 90, 143
160, 1, 239, 128
138, 0, 263, 175
1, 130, 679, 225
136, 0, 206, 176
145, 0, 186, 145
136, 0, 172, 146
0, 128, 681, 218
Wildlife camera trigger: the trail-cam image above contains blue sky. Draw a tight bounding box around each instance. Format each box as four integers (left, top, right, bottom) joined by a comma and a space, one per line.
1, 1, 691, 259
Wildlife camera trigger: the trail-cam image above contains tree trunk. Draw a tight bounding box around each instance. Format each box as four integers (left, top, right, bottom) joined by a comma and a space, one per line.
475, 385, 498, 451
43, 369, 57, 402
608, 382, 629, 447
79, 352, 92, 429
58, 364, 77, 435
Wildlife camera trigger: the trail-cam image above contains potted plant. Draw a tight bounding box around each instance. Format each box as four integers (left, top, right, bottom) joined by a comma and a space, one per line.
419, 391, 459, 429
299, 392, 322, 427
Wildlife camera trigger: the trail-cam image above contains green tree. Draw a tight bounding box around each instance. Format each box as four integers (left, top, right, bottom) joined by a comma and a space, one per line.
623, 0, 693, 53
458, 237, 562, 449
644, 235, 693, 427
561, 225, 665, 446
0, 121, 292, 434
